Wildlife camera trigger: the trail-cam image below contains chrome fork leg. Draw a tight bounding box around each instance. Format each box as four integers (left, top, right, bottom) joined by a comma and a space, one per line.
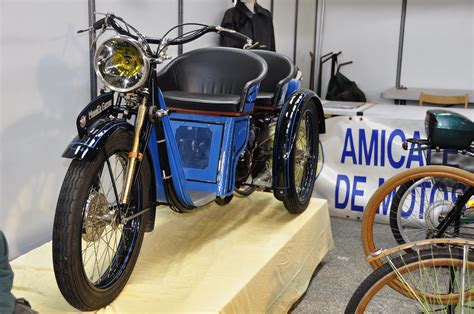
120, 96, 148, 205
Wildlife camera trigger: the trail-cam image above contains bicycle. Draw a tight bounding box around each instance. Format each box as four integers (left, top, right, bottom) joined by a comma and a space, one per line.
361, 109, 474, 269
347, 239, 474, 313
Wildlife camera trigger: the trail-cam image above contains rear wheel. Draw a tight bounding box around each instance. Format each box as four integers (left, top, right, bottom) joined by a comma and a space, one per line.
283, 100, 319, 214
53, 130, 147, 311
390, 178, 474, 251
361, 166, 474, 270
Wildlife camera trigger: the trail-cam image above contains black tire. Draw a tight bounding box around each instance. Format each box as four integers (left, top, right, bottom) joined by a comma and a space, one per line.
346, 248, 474, 313
215, 195, 234, 206
389, 179, 474, 251
283, 99, 319, 214
53, 130, 148, 311
234, 186, 257, 197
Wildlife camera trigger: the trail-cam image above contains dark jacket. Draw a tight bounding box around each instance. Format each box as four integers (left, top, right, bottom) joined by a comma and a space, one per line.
220, 2, 275, 51
0, 231, 15, 314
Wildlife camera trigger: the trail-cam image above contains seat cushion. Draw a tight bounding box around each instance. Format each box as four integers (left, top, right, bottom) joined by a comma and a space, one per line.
255, 92, 275, 107
164, 91, 241, 113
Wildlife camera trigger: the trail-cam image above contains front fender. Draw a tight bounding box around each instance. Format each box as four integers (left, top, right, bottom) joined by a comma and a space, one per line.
272, 89, 324, 201
62, 119, 133, 161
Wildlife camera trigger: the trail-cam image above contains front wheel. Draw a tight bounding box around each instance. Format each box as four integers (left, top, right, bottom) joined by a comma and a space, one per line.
53, 130, 147, 311
346, 248, 474, 313
283, 99, 320, 214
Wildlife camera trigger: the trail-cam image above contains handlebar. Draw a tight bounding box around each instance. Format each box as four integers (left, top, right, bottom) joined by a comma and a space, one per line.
78, 14, 253, 52
215, 26, 253, 46
167, 26, 216, 46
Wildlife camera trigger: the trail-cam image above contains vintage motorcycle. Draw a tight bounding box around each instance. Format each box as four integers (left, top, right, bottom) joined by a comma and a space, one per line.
52, 14, 325, 310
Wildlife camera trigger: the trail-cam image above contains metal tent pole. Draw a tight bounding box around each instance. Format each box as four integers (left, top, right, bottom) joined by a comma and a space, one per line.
178, 0, 184, 55
88, 0, 97, 100
396, 0, 407, 89
314, 0, 326, 96
293, 0, 299, 62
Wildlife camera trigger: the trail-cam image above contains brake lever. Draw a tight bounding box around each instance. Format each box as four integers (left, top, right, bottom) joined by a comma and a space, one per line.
77, 16, 108, 34
244, 41, 259, 50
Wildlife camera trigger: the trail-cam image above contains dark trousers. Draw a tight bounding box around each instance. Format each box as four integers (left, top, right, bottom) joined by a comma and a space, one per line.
0, 231, 15, 314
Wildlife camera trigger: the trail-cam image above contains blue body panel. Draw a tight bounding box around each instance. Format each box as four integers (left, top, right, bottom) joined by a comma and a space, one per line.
243, 84, 260, 112
146, 125, 167, 203
168, 112, 249, 198
157, 90, 196, 207
169, 119, 224, 183
285, 79, 301, 101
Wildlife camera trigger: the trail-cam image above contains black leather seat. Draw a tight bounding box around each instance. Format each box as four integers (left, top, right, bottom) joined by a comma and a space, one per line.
156, 47, 267, 114
250, 50, 297, 108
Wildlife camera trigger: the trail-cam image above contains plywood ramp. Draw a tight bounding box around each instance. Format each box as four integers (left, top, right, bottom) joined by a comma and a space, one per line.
11, 193, 333, 313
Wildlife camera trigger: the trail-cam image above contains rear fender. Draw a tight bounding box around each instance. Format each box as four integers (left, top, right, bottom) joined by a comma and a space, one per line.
272, 89, 324, 200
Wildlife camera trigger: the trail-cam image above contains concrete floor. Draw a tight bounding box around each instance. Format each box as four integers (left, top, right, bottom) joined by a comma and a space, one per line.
291, 217, 401, 313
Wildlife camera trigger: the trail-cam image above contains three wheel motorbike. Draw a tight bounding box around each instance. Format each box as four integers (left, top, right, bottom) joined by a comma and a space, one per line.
52, 14, 325, 310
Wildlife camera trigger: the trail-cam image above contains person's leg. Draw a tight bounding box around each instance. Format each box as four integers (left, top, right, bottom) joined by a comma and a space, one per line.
0, 230, 16, 314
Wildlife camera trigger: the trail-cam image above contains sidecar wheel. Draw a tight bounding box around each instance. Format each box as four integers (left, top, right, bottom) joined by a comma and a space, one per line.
215, 195, 234, 206
283, 100, 319, 214
53, 130, 148, 311
234, 186, 257, 197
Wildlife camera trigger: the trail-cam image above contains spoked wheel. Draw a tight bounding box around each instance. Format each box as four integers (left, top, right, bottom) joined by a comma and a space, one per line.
53, 130, 147, 311
346, 248, 474, 313
283, 100, 319, 214
361, 166, 474, 270
390, 177, 474, 251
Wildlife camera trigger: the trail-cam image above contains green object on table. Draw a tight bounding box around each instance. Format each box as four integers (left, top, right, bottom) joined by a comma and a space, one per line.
0, 230, 15, 314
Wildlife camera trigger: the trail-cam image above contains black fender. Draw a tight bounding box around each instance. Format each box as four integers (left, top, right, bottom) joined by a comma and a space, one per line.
62, 119, 133, 161
62, 119, 157, 231
272, 89, 324, 201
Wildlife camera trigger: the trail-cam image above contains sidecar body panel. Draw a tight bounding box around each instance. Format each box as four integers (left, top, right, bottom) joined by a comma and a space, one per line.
168, 112, 249, 199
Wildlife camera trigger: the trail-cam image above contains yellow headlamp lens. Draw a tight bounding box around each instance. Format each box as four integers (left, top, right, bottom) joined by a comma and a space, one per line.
112, 46, 143, 78
95, 37, 149, 92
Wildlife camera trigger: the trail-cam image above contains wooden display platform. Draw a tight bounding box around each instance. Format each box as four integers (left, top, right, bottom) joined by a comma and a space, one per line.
11, 193, 333, 313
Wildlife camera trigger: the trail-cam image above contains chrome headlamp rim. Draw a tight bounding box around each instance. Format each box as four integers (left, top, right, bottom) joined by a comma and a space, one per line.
94, 36, 150, 93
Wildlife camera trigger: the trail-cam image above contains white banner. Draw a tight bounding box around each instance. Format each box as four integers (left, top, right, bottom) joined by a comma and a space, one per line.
313, 116, 430, 224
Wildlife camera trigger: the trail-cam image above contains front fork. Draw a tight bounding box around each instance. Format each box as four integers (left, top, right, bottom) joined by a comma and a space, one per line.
120, 95, 148, 205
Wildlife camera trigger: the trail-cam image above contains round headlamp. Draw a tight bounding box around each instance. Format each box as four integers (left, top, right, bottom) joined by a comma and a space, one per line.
94, 37, 150, 93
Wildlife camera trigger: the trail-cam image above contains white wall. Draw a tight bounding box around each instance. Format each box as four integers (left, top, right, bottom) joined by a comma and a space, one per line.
320, 0, 474, 103
320, 0, 402, 103
96, 0, 179, 64
401, 0, 473, 90
182, 0, 229, 52
296, 0, 317, 89
273, 0, 297, 60
1, 0, 90, 258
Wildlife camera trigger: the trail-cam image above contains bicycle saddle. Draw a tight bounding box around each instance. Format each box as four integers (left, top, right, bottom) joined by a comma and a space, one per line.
156, 47, 267, 114
250, 50, 296, 109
